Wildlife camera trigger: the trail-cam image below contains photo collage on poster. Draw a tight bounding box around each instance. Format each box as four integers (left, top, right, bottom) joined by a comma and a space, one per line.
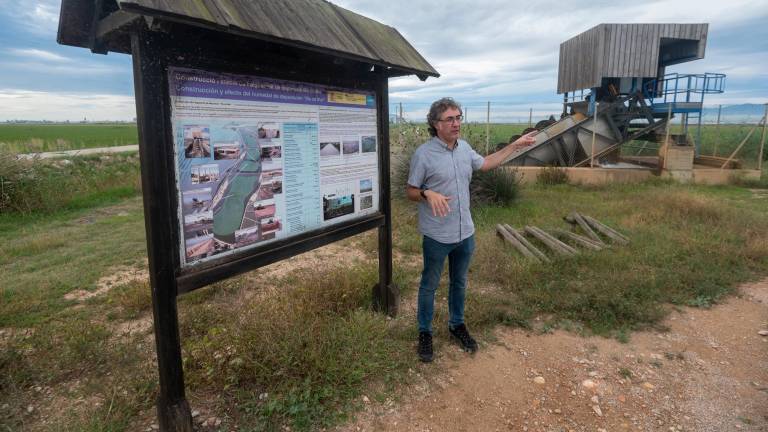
178, 122, 285, 264
319, 133, 378, 222
169, 67, 379, 267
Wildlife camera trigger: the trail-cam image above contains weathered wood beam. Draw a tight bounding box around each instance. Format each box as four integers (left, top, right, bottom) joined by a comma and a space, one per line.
95, 10, 141, 44
565, 212, 604, 244
503, 224, 550, 262
530, 226, 579, 255
551, 228, 604, 251
496, 224, 540, 262
524, 226, 576, 257
581, 214, 630, 245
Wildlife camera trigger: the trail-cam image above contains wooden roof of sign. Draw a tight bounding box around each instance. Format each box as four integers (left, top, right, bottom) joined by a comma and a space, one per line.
557, 23, 708, 94
57, 0, 439, 80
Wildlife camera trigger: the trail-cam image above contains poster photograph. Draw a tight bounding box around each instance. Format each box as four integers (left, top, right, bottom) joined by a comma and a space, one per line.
169, 67, 380, 266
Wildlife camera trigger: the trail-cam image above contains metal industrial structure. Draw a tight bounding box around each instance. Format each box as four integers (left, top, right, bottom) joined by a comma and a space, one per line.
503, 23, 725, 167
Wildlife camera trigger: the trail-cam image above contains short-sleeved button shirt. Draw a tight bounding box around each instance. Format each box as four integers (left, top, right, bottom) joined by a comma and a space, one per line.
407, 136, 485, 244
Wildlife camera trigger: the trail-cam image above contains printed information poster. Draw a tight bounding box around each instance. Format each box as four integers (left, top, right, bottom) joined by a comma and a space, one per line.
169, 67, 379, 267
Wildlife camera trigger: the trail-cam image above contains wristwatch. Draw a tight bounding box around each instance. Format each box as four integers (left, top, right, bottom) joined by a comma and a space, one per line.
420, 189, 428, 200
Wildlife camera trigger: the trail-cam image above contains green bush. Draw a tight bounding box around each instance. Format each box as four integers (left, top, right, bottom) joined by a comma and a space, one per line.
470, 167, 520, 205
391, 123, 519, 206
0, 153, 141, 214
0, 154, 35, 213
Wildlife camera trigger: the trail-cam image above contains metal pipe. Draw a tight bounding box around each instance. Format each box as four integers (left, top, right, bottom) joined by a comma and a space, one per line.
486, 101, 490, 154
713, 104, 721, 157
590, 102, 598, 167
759, 104, 767, 172
662, 102, 673, 169
562, 92, 568, 119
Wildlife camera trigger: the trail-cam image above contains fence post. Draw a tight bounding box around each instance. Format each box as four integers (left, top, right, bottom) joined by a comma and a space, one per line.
713, 104, 721, 156
759, 103, 767, 172
590, 102, 598, 167
486, 101, 490, 154
663, 102, 673, 169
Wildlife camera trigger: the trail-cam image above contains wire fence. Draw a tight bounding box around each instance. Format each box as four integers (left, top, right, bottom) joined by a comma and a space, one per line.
389, 101, 768, 170
389, 101, 768, 126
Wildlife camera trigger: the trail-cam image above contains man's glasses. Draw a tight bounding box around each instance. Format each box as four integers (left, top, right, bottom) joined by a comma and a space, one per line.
438, 115, 463, 124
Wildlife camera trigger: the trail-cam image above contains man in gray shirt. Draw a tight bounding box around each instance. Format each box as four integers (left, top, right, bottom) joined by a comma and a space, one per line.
407, 97, 536, 362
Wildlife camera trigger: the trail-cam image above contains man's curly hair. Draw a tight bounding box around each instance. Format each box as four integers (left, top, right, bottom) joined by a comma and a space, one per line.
426, 97, 463, 137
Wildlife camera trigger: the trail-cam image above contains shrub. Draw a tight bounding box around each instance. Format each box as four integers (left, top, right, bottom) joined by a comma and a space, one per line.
537, 166, 569, 186
0, 153, 36, 213
391, 124, 520, 206
470, 167, 520, 206
0, 153, 141, 214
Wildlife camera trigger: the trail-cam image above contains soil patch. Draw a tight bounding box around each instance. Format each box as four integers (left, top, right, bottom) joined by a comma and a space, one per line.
63, 265, 148, 302
339, 278, 768, 432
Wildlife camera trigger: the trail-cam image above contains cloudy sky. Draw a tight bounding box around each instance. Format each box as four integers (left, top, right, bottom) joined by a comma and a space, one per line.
0, 0, 766, 121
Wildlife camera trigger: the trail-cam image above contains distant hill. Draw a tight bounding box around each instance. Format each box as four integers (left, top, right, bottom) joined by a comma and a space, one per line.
701, 104, 766, 124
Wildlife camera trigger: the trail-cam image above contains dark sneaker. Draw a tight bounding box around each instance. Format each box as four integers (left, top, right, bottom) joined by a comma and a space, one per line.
418, 331, 433, 362
449, 323, 478, 353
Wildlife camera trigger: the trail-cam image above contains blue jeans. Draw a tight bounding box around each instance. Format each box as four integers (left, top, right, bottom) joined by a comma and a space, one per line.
417, 234, 475, 334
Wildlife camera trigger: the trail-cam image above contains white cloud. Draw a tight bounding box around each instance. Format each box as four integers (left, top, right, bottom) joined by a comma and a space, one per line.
9, 48, 70, 62
0, 0, 61, 35
334, 0, 768, 106
0, 89, 136, 122
2, 60, 123, 76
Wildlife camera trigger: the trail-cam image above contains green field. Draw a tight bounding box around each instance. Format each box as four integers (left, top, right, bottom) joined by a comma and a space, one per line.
2, 122, 764, 169
0, 123, 138, 153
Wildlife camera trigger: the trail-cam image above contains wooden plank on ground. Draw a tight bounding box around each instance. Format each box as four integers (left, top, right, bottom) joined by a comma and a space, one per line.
580, 214, 629, 245
504, 224, 550, 262
524, 226, 576, 257
496, 224, 540, 262
531, 226, 580, 255
551, 228, 604, 251
565, 212, 604, 244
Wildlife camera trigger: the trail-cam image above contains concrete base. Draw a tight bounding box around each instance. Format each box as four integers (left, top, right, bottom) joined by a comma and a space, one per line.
690, 168, 761, 185
660, 145, 694, 171
661, 169, 694, 183
511, 166, 654, 185
505, 166, 761, 186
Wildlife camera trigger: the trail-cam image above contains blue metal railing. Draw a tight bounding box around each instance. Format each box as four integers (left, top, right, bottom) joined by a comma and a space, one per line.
643, 72, 725, 105
642, 72, 726, 155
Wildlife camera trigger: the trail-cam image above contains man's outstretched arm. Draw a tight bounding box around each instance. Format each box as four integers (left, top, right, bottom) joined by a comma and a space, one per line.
480, 131, 538, 171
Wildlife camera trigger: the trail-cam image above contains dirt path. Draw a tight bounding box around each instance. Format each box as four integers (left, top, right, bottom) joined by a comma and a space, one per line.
17, 144, 138, 159
340, 279, 768, 432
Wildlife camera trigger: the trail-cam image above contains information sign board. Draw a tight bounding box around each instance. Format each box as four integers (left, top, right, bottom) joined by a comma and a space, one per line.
169, 68, 380, 267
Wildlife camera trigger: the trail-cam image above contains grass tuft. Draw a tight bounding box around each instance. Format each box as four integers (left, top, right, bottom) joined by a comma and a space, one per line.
470, 168, 520, 206
537, 166, 569, 186
181, 264, 413, 431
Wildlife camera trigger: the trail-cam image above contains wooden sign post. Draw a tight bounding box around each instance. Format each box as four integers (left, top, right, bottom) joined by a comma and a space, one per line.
58, 2, 438, 429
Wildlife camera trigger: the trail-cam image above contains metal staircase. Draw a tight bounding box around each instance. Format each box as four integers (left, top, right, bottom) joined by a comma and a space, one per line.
643, 72, 725, 152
